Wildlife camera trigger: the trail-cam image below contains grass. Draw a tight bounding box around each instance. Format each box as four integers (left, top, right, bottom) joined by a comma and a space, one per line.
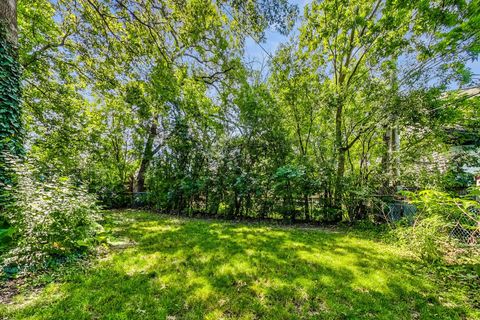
1, 209, 479, 319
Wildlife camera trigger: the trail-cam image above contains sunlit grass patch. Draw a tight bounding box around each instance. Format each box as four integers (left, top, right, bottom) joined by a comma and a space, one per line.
1, 209, 478, 319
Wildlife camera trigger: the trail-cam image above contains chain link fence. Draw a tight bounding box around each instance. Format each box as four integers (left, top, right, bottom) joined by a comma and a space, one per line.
449, 206, 479, 244
377, 196, 480, 245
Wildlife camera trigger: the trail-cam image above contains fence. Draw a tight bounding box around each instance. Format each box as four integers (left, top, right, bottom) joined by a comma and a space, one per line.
378, 195, 479, 245
123, 191, 479, 244
449, 206, 480, 244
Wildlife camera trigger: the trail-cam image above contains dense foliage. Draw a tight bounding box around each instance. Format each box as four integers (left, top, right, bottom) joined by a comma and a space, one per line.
1, 159, 100, 273
395, 189, 480, 261
4, 1, 480, 234
0, 26, 23, 197
0, 1, 479, 316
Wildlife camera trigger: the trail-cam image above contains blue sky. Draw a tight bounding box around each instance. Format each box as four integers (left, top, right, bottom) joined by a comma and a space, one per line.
244, 0, 480, 84
244, 0, 308, 68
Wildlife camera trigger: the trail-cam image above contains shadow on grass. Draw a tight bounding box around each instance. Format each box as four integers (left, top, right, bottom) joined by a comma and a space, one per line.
2, 210, 477, 320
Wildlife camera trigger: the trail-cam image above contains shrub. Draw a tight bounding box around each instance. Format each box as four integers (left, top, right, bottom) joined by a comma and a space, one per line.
394, 214, 449, 262
1, 160, 101, 273
394, 189, 479, 262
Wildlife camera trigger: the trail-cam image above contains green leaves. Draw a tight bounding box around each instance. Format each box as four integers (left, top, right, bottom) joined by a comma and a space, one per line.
0, 27, 23, 201
2, 158, 100, 273
9, 0, 479, 226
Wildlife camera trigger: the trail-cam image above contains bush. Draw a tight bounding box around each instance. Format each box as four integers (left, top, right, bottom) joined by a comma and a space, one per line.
393, 189, 479, 262
1, 160, 101, 273
394, 214, 449, 262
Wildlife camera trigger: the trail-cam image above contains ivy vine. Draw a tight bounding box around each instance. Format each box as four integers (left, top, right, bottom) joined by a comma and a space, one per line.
0, 25, 23, 201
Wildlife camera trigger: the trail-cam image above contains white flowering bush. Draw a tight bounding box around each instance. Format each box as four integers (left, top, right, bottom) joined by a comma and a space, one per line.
2, 161, 101, 272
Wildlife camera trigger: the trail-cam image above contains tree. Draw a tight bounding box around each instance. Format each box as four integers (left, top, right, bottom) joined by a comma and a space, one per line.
0, 0, 17, 42
0, 0, 22, 198
30, 0, 297, 194
300, 0, 418, 210
11, 0, 478, 223
297, 0, 479, 219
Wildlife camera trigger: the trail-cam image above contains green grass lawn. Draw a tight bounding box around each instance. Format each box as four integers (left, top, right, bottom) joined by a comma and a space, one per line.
1, 210, 478, 319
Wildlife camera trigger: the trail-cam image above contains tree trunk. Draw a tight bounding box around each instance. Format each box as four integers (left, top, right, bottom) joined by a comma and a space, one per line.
0, 0, 22, 199
334, 98, 345, 208
381, 124, 400, 191
381, 126, 393, 187
303, 194, 309, 220
392, 125, 401, 187
134, 122, 157, 193
234, 193, 241, 216
0, 0, 17, 45
335, 149, 346, 202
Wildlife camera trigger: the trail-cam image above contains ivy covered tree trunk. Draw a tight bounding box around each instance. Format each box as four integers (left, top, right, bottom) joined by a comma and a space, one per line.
0, 0, 22, 198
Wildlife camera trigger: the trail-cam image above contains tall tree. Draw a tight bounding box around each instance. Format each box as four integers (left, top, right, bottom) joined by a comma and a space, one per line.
0, 0, 22, 194
300, 0, 413, 210
299, 0, 478, 217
